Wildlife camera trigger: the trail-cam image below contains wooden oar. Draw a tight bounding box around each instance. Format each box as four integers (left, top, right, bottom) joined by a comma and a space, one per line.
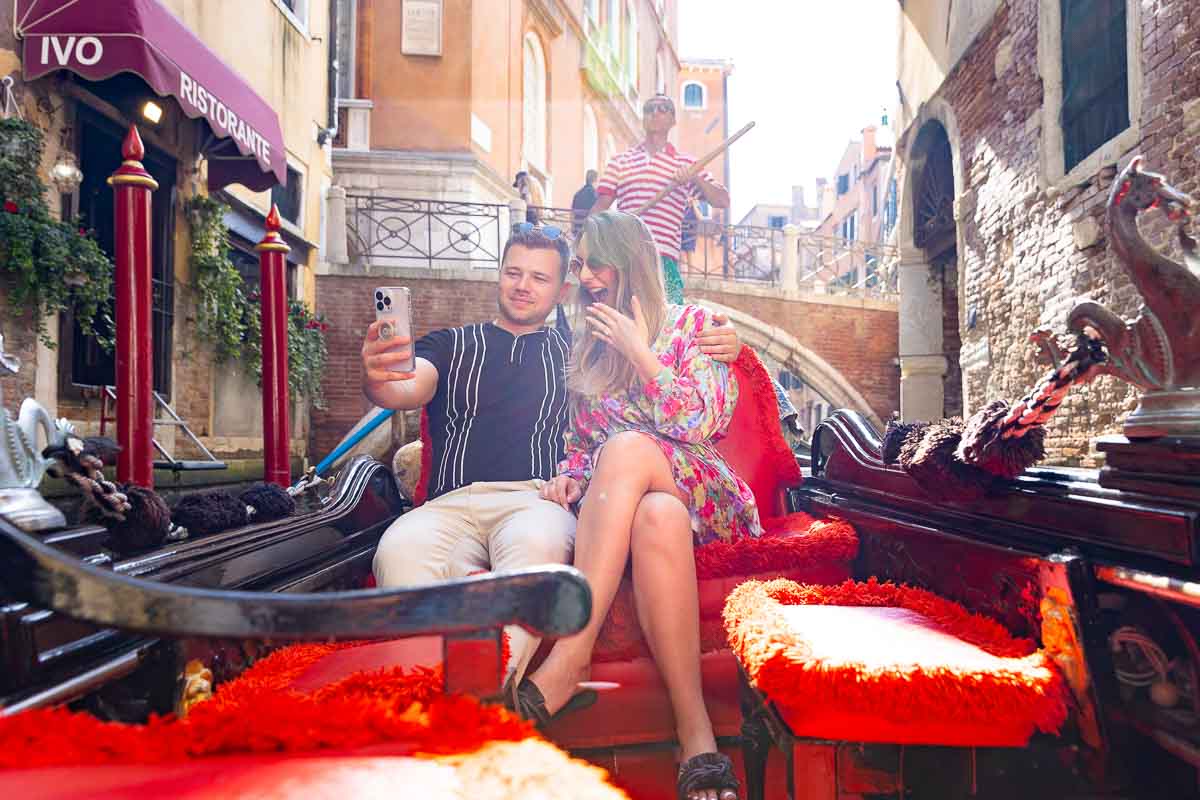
632, 121, 756, 216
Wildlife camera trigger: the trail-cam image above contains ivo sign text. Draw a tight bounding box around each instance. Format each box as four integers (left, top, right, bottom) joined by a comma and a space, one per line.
39, 35, 104, 68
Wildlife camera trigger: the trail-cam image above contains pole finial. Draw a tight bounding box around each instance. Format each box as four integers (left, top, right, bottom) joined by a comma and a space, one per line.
122, 125, 145, 162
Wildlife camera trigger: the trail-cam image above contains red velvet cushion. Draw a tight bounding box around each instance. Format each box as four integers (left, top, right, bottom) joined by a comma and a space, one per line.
714, 347, 803, 519
724, 579, 1070, 747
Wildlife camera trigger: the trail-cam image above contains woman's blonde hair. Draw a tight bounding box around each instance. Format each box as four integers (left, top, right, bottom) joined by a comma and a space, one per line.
566, 211, 667, 397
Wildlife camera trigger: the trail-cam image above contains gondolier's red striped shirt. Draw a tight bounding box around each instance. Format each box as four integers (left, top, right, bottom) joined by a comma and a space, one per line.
596, 142, 722, 261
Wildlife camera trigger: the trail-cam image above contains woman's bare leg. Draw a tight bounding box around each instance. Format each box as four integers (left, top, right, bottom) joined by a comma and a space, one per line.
628, 492, 717, 764
526, 431, 684, 713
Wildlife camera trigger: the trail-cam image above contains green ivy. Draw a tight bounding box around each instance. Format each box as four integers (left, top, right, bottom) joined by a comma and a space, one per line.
243, 296, 329, 410
0, 118, 114, 349
186, 195, 252, 362
185, 196, 327, 407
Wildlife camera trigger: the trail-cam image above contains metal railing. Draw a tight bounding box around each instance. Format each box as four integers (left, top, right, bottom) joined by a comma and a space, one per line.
346, 195, 510, 270
345, 197, 899, 299
680, 220, 783, 283
794, 232, 899, 299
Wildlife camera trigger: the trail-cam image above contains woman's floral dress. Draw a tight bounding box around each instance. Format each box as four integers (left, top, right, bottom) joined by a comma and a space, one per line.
557, 304, 762, 544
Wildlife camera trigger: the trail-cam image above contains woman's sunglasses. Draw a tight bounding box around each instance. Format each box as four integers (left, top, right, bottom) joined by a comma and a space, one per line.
569, 255, 613, 276
512, 222, 564, 240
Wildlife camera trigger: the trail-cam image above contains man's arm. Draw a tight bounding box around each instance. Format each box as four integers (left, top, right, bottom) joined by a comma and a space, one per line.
589, 193, 615, 214
362, 320, 439, 410
365, 357, 438, 411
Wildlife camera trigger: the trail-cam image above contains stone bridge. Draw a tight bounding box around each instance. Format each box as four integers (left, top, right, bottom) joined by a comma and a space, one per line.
311, 265, 899, 458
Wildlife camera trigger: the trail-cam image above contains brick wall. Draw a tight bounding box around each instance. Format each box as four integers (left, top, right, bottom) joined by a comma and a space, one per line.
689, 288, 900, 424
312, 274, 901, 457
904, 0, 1200, 465
0, 277, 40, 421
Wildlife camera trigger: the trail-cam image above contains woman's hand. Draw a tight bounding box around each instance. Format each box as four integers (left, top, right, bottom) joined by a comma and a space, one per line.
586, 296, 652, 364
540, 476, 582, 510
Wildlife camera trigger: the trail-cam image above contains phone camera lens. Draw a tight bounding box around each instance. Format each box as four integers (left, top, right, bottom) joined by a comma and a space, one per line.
384, 296, 392, 306
375, 291, 383, 301
376, 301, 384, 311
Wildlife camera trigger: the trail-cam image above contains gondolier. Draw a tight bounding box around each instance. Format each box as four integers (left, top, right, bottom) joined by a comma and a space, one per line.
590, 94, 730, 303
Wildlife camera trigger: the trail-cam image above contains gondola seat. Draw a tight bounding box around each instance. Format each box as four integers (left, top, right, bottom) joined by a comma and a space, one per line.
724, 577, 1070, 798
406, 346, 859, 784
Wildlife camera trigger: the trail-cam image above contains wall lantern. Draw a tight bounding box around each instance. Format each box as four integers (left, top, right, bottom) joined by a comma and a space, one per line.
141, 100, 164, 125
49, 150, 83, 194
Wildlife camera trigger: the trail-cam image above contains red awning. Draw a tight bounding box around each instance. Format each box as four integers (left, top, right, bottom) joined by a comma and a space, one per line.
15, 0, 286, 191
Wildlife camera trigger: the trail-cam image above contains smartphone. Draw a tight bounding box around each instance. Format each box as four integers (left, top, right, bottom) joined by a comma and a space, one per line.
373, 286, 415, 373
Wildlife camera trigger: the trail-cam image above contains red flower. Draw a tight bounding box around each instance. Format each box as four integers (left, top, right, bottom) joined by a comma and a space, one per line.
3, 201, 18, 213
319, 322, 329, 332
78, 228, 87, 236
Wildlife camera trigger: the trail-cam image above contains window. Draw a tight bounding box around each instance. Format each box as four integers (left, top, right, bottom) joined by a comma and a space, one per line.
767, 215, 787, 229
625, 6, 638, 88
885, 178, 897, 234
682, 81, 705, 109
523, 32, 548, 169
272, 166, 304, 226
1060, 0, 1128, 172
836, 173, 849, 195
276, 0, 308, 31
840, 212, 856, 241
583, 104, 599, 175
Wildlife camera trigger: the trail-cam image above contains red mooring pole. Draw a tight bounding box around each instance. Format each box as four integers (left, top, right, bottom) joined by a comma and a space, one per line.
257, 204, 292, 487
108, 125, 157, 488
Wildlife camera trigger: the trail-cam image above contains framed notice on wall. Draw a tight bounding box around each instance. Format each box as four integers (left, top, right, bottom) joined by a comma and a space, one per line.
402, 0, 443, 56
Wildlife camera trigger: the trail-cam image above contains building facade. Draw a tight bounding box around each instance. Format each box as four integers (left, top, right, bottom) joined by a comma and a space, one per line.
892, 0, 1198, 464
332, 0, 682, 211
674, 57, 732, 224
813, 123, 895, 294
0, 0, 335, 471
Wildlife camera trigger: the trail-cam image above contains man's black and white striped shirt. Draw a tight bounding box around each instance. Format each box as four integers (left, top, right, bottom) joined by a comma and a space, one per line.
415, 322, 571, 501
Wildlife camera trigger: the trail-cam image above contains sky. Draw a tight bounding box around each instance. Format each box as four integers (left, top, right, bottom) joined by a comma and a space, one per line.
678, 1, 898, 221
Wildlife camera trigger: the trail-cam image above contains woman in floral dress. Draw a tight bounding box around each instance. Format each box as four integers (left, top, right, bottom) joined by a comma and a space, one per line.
517, 211, 759, 800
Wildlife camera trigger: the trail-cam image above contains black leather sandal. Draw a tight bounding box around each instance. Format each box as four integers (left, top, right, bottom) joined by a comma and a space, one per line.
509, 678, 597, 727
677, 752, 740, 800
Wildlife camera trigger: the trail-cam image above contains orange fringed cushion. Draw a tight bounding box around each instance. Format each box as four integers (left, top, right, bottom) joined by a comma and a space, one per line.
693, 513, 858, 580
724, 578, 1069, 747
0, 640, 527, 770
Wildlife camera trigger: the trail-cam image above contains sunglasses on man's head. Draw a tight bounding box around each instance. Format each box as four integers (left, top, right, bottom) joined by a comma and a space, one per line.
644, 102, 673, 114
512, 222, 564, 240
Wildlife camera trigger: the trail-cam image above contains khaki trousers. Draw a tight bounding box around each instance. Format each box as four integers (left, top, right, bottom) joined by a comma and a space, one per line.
372, 479, 576, 685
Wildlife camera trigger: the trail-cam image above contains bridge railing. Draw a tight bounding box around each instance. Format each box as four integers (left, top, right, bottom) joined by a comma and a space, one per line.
342, 196, 897, 300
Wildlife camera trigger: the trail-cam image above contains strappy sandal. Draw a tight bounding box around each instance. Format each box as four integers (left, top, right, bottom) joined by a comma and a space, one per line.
508, 678, 597, 727
677, 752, 740, 800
